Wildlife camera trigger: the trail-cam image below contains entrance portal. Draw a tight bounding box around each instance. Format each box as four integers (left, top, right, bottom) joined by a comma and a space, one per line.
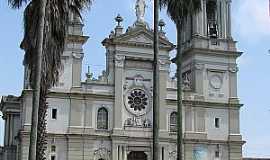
127, 151, 147, 160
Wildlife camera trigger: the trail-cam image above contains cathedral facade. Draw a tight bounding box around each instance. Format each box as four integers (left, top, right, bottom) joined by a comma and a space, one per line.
0, 0, 244, 160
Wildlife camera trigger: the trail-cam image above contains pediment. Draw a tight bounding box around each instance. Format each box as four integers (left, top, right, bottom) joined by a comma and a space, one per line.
126, 34, 153, 44
103, 26, 175, 51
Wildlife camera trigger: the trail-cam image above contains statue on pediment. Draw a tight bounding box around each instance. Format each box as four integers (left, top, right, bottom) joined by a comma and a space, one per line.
135, 0, 146, 23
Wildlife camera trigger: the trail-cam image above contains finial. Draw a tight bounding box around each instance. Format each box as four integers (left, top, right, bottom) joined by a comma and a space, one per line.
115, 14, 123, 26
158, 19, 166, 31
86, 66, 93, 80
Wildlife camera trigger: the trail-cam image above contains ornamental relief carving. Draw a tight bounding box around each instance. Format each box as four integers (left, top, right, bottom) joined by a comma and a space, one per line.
182, 70, 192, 90
94, 147, 111, 160
124, 116, 151, 128
115, 55, 125, 67
207, 70, 226, 98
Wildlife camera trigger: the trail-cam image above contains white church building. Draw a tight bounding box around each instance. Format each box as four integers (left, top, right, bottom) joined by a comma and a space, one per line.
0, 0, 245, 160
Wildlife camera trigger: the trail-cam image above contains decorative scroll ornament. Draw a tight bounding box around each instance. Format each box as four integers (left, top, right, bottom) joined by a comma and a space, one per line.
72, 53, 84, 59
228, 66, 239, 73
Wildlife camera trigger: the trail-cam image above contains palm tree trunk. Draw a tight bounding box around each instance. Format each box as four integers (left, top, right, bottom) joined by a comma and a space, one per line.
153, 0, 160, 160
176, 22, 183, 160
36, 87, 48, 160
28, 0, 47, 160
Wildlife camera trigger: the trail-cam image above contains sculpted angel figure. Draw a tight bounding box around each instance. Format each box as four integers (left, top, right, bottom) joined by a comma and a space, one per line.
135, 0, 146, 23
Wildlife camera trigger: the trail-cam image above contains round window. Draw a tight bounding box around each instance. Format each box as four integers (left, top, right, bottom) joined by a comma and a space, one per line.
125, 88, 150, 116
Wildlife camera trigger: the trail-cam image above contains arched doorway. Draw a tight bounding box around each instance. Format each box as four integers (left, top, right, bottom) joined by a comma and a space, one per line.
127, 151, 147, 160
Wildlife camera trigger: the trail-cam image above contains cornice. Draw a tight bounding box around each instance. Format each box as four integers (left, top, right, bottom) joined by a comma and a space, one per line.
183, 47, 243, 58
67, 34, 89, 44
166, 99, 243, 109
47, 91, 114, 100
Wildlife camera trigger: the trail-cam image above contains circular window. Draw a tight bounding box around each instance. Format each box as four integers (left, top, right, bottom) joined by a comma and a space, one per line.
125, 88, 150, 116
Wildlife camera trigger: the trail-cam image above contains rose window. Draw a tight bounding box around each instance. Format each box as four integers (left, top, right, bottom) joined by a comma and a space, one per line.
125, 88, 150, 116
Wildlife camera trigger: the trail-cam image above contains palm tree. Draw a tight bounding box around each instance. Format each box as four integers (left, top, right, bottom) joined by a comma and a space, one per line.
153, 1, 160, 160
159, 0, 201, 160
7, 0, 92, 160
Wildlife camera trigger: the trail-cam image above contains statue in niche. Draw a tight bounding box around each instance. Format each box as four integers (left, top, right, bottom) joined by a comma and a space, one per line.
135, 0, 146, 23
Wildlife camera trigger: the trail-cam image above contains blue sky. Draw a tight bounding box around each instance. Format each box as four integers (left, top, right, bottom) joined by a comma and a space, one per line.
0, 0, 270, 158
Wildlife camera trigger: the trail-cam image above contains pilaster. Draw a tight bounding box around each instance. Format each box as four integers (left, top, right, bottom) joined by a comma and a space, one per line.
228, 143, 242, 160
158, 60, 169, 132
113, 55, 125, 130
184, 143, 193, 160
194, 63, 205, 96
228, 66, 238, 98
72, 53, 84, 87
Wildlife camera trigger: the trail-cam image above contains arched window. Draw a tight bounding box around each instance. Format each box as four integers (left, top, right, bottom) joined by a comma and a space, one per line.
206, 0, 218, 38
97, 107, 108, 130
170, 112, 177, 132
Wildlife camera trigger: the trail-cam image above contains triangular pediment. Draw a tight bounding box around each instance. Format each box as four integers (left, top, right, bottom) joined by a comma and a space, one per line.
126, 34, 153, 44
102, 25, 175, 51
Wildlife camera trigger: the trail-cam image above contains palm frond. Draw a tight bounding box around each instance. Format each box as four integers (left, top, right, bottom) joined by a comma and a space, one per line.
160, 0, 201, 24
8, 0, 29, 8
21, 1, 92, 159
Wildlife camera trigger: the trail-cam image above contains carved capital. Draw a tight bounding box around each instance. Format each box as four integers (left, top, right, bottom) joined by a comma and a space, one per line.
159, 59, 170, 71
194, 63, 204, 70
115, 55, 125, 67
228, 66, 239, 73
72, 53, 84, 59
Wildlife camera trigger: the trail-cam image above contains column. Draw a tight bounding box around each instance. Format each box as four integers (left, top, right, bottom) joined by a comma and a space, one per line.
202, 0, 207, 36
4, 115, 8, 146
123, 146, 127, 160
118, 145, 123, 160
112, 143, 118, 160
8, 114, 13, 145
227, 0, 232, 39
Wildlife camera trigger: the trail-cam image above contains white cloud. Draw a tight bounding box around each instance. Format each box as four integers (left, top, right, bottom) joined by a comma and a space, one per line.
233, 0, 270, 40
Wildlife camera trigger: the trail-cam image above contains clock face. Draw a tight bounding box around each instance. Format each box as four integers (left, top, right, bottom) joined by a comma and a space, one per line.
209, 75, 222, 89
125, 88, 150, 116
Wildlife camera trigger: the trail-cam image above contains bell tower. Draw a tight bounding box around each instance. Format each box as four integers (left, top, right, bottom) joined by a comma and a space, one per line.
180, 0, 244, 160
180, 0, 240, 101
182, 0, 233, 41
